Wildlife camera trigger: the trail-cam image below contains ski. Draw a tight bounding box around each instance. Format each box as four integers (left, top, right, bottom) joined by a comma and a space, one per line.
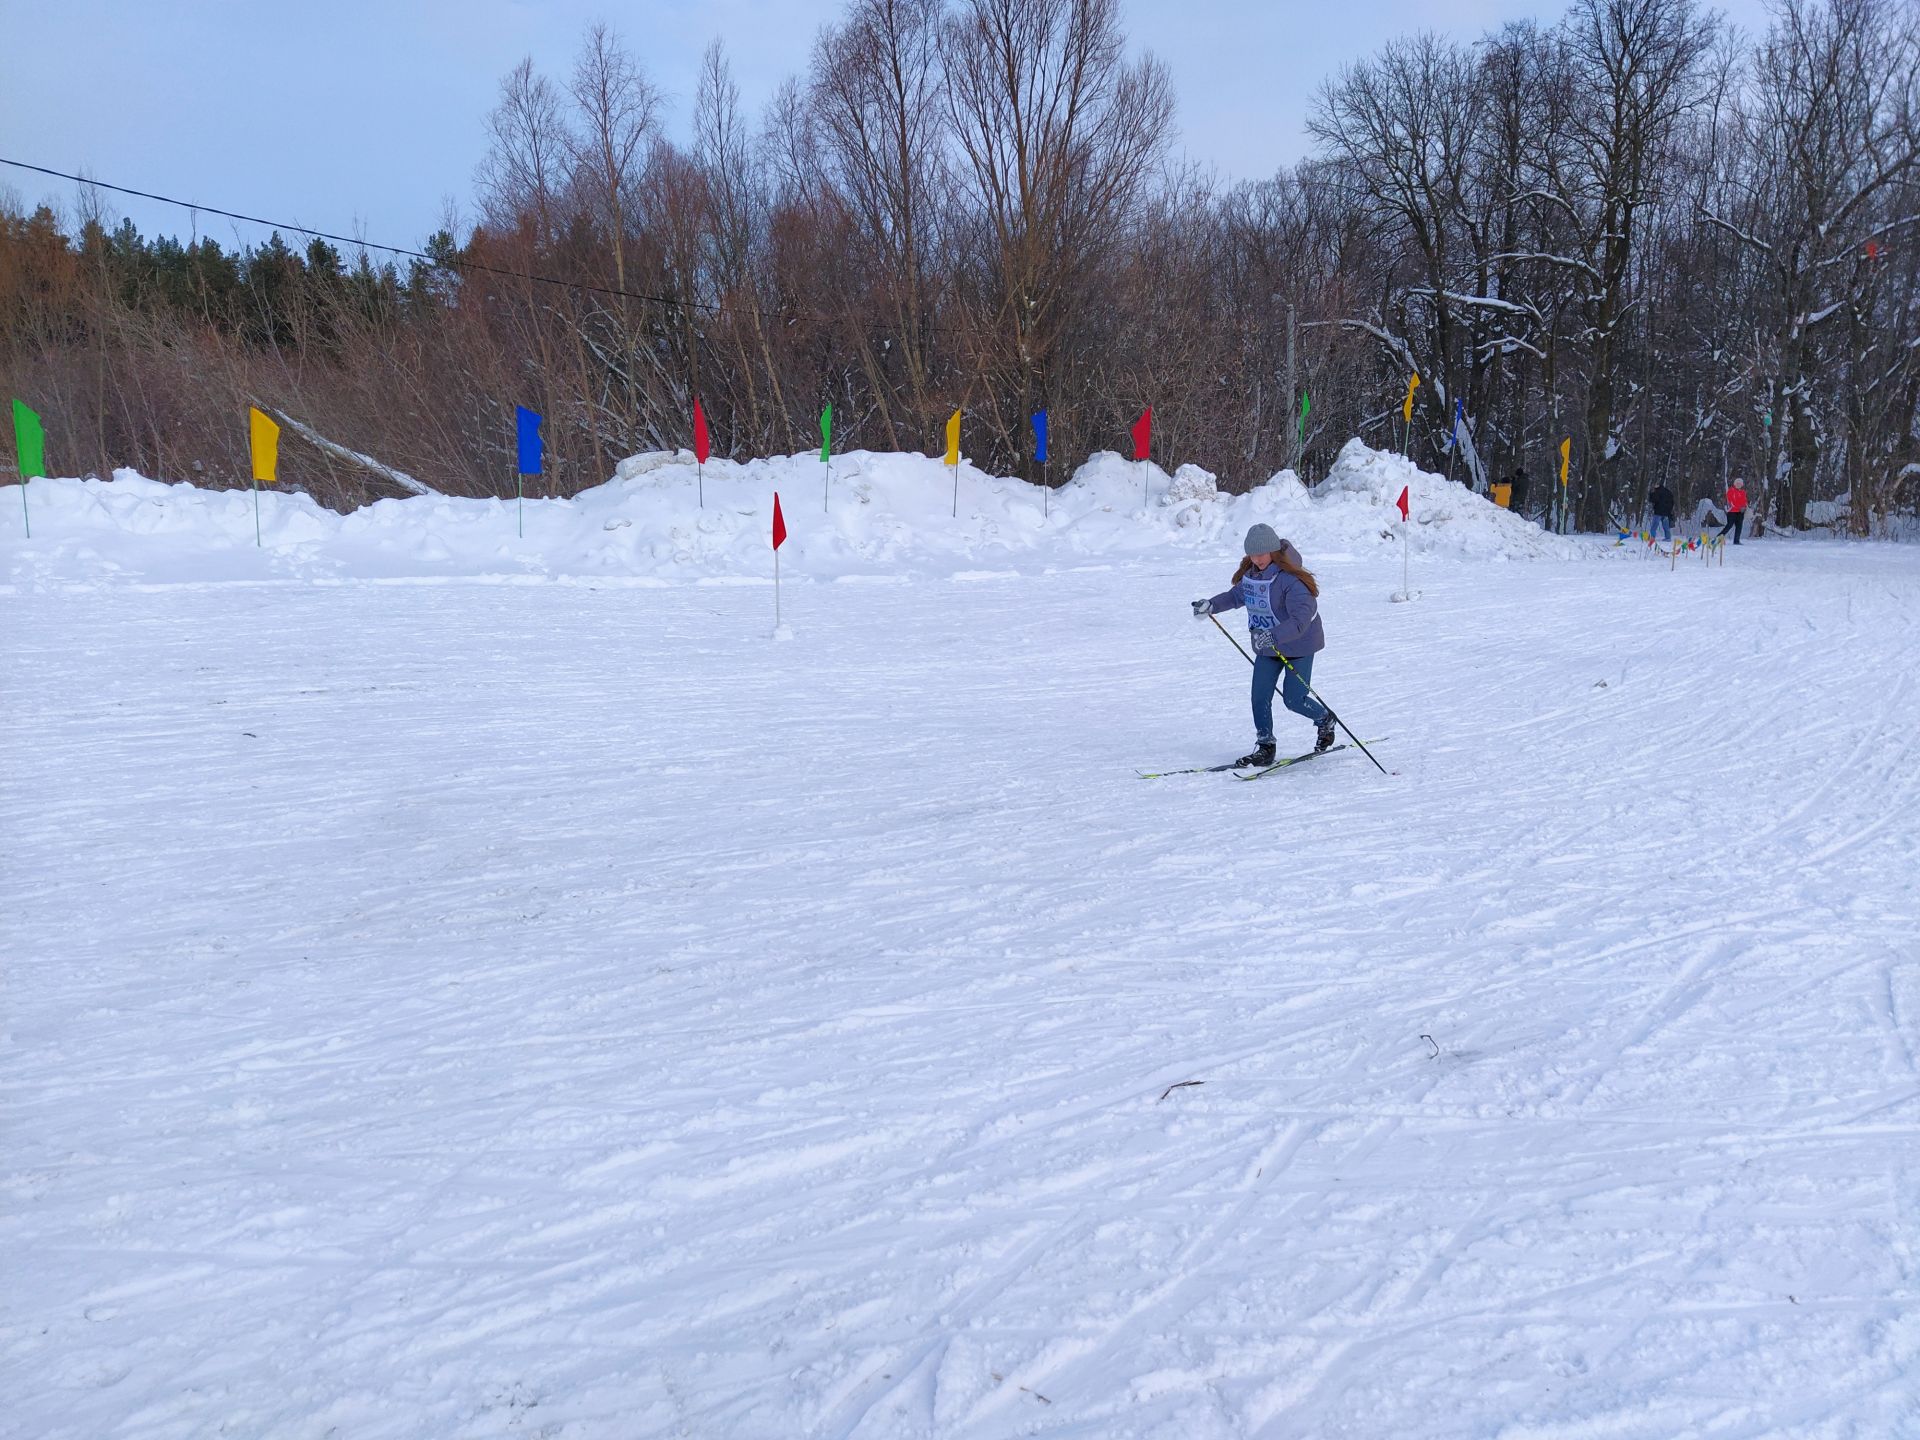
1235, 738, 1384, 780
1231, 744, 1342, 778
1139, 738, 1385, 780
1136, 759, 1253, 779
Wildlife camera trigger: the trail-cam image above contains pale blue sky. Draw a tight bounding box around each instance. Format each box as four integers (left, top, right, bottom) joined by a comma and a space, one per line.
2, 0, 1773, 252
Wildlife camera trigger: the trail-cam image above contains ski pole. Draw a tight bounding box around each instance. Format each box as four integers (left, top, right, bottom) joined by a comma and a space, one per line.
1207, 613, 1389, 776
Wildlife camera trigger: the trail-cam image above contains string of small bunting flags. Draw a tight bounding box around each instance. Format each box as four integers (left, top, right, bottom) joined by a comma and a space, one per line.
1615, 528, 1727, 551
1615, 526, 1729, 567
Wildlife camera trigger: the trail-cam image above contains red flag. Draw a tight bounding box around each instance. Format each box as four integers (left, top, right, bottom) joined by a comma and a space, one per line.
1396, 485, 1410, 521
1866, 240, 1883, 260
693, 398, 711, 465
1131, 407, 1152, 461
772, 492, 787, 550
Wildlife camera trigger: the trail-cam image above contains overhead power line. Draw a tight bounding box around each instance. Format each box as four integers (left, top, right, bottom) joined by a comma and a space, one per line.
0, 155, 935, 337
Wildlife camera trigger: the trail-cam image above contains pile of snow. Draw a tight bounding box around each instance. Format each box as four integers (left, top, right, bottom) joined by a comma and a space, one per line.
2, 438, 1584, 589
1311, 439, 1579, 560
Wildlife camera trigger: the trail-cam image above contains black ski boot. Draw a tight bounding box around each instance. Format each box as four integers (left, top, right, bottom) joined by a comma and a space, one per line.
1235, 740, 1276, 769
1314, 713, 1337, 752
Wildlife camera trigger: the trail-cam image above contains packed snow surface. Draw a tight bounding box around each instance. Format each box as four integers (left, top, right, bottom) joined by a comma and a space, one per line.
5, 439, 1576, 591
4, 449, 1918, 1439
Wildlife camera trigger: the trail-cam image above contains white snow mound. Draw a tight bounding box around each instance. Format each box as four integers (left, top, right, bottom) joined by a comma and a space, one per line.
3, 441, 1584, 588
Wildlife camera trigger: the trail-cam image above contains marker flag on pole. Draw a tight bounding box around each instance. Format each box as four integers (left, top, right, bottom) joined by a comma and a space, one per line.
1559, 437, 1571, 486
248, 407, 279, 483
772, 491, 788, 550
1298, 391, 1309, 443
12, 399, 42, 539
1131, 408, 1152, 461
693, 399, 710, 465
12, 399, 45, 480
1452, 397, 1464, 448
944, 409, 961, 466
820, 403, 832, 463
516, 405, 544, 475
1033, 410, 1048, 463
1403, 374, 1421, 423
1396, 485, 1410, 521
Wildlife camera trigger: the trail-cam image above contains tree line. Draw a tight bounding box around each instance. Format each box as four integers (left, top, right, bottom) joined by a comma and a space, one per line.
3, 0, 1916, 532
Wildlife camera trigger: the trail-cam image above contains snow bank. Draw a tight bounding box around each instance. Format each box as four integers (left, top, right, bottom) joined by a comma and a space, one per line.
1312, 439, 1579, 560
2, 439, 1583, 588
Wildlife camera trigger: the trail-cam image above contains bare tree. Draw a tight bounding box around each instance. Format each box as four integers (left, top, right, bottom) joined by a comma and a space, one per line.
567, 23, 661, 296
943, 0, 1174, 470
811, 0, 950, 446
1704, 0, 1920, 529
477, 59, 575, 243
1558, 0, 1719, 528
1310, 33, 1490, 477
696, 41, 784, 447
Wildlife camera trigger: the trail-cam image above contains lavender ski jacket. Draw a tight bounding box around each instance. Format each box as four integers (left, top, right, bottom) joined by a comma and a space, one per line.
1204, 548, 1325, 659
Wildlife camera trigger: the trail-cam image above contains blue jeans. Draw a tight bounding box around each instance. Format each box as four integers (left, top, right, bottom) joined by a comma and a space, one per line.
1651, 514, 1671, 541
1252, 653, 1327, 743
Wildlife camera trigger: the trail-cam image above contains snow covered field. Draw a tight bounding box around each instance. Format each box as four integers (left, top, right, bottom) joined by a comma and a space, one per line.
5, 467, 1919, 1438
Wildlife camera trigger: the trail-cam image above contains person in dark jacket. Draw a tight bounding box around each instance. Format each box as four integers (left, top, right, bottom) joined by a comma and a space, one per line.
1509, 469, 1531, 515
1191, 523, 1333, 768
1648, 482, 1675, 541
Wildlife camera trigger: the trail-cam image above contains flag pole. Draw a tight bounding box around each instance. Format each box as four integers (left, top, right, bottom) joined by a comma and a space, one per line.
247, 405, 279, 546
1032, 409, 1050, 521
821, 403, 834, 512
10, 400, 40, 537
513, 405, 543, 539
770, 490, 789, 632
692, 397, 712, 508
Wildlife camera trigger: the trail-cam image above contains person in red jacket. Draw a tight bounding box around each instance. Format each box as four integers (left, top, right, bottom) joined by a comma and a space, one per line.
1722, 479, 1749, 543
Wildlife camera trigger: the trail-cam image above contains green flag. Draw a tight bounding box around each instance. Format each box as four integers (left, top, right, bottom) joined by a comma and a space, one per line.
12, 399, 44, 480
1298, 391, 1310, 443
819, 402, 832, 463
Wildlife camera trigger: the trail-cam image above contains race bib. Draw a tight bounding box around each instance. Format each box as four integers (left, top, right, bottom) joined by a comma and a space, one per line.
1242, 576, 1277, 626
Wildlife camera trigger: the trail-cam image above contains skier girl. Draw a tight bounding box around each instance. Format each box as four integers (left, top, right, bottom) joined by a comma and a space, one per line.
1191, 524, 1335, 767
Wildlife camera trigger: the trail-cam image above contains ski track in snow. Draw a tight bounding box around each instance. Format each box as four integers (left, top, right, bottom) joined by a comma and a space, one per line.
4, 542, 1919, 1439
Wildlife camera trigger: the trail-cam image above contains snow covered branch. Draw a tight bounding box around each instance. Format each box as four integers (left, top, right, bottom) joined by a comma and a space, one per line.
260, 408, 440, 497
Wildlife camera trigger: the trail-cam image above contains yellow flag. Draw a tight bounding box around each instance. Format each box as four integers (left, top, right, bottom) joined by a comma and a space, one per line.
249, 407, 280, 484
1403, 374, 1420, 423
944, 409, 961, 466
1558, 437, 1571, 486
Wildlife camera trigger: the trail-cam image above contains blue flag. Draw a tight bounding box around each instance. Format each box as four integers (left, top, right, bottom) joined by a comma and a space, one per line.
1033, 410, 1048, 464
1452, 397, 1464, 445
516, 405, 544, 476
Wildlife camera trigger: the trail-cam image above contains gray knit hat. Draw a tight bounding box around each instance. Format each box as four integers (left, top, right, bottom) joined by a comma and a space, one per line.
1244, 523, 1283, 557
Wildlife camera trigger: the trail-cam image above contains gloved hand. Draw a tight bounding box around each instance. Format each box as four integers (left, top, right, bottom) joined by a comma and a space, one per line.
1191, 600, 1210, 619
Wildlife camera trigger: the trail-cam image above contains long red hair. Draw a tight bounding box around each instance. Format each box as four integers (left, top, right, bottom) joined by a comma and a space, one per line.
1233, 545, 1319, 597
